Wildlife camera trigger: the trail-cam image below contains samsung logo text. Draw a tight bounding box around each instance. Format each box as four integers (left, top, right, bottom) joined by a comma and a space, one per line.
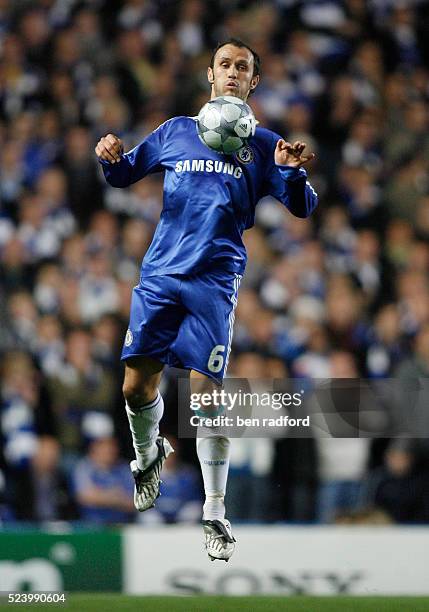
175, 159, 242, 178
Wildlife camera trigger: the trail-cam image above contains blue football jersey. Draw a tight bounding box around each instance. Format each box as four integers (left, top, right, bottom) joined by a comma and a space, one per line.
100, 116, 318, 277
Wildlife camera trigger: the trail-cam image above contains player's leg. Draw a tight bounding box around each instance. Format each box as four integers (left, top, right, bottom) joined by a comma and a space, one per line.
121, 276, 184, 511
123, 356, 174, 511
190, 369, 236, 561
172, 270, 241, 560
191, 370, 230, 521
123, 355, 165, 468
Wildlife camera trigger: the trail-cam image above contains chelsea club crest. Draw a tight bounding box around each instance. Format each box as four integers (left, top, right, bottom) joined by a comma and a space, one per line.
236, 145, 254, 164
125, 329, 133, 347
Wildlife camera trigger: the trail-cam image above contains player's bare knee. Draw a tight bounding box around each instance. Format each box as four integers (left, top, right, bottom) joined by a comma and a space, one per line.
122, 380, 158, 409
123, 357, 163, 409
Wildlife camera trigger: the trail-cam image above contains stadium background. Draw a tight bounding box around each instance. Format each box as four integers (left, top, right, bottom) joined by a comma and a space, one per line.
1, 0, 429, 601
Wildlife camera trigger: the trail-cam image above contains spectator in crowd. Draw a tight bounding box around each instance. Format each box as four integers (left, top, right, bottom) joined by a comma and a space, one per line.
11, 436, 77, 523
47, 328, 116, 463
395, 324, 429, 379
72, 436, 134, 524
0, 351, 56, 471
315, 351, 370, 523
226, 353, 278, 521
360, 439, 429, 523
364, 304, 405, 378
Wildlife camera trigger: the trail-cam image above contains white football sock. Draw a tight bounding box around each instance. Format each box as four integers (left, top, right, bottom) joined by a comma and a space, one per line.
126, 392, 164, 470
196, 434, 230, 520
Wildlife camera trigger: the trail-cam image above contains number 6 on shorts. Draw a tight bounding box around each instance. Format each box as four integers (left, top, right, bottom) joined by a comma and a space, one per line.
208, 345, 225, 373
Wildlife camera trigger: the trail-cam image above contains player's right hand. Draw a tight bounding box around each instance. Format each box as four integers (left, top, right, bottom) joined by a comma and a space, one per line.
95, 133, 124, 163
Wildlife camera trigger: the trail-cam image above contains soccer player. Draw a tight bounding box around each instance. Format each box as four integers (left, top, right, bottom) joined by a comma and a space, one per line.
95, 38, 318, 561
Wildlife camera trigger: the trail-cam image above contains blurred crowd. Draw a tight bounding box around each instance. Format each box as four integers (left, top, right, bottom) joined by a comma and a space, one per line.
1, 0, 429, 526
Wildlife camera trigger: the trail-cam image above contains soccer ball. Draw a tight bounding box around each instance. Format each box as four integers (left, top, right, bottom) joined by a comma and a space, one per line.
197, 96, 257, 155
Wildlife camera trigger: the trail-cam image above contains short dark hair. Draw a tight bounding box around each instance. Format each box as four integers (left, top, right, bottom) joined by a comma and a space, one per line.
210, 38, 261, 77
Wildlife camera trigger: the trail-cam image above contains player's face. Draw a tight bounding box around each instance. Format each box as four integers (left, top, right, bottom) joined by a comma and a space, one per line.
208, 44, 259, 101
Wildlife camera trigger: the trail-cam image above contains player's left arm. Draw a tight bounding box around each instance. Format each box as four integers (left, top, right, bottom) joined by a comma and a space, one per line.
264, 138, 318, 218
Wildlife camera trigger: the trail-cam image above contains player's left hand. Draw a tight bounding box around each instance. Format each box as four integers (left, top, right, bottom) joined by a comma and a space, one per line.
275, 140, 315, 168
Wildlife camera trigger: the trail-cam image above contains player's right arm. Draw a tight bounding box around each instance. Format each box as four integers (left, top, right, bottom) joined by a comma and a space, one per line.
95, 122, 166, 187
95, 133, 124, 164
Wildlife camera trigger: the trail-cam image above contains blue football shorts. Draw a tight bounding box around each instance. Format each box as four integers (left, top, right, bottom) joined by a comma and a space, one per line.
121, 268, 242, 383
